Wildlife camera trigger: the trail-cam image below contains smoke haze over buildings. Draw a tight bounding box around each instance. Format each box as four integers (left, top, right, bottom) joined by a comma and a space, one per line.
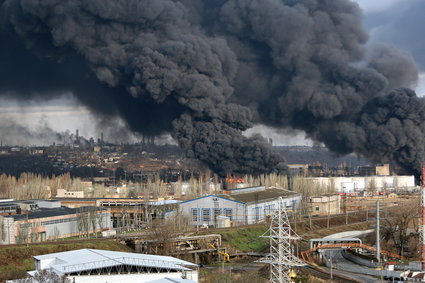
0, 0, 423, 176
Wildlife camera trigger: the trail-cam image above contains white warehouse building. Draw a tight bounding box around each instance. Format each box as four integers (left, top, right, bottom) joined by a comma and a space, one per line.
178, 186, 301, 226
308, 175, 415, 194
25, 248, 198, 283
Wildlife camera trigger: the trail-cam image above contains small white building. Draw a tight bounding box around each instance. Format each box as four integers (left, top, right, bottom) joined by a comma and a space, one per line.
56, 189, 85, 198
310, 195, 341, 216
178, 186, 301, 226
27, 249, 198, 283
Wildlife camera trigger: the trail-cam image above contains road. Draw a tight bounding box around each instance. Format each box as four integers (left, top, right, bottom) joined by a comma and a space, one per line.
322, 250, 382, 283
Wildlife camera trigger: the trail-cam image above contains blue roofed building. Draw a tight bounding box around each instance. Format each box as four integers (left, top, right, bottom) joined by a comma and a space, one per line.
178, 186, 301, 227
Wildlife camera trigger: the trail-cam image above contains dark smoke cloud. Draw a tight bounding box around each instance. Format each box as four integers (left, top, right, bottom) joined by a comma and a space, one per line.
0, 0, 422, 176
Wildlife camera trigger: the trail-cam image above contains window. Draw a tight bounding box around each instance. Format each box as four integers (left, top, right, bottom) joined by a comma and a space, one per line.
202, 209, 210, 222
191, 208, 198, 221
223, 208, 233, 220
315, 206, 320, 211
213, 208, 221, 218
254, 207, 261, 220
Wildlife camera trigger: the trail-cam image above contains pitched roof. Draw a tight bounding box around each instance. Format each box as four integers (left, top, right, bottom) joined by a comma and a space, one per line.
220, 188, 299, 204
11, 207, 78, 221
180, 189, 299, 205
34, 249, 197, 275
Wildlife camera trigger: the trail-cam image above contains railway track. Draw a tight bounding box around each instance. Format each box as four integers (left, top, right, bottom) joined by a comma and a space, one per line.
301, 264, 364, 283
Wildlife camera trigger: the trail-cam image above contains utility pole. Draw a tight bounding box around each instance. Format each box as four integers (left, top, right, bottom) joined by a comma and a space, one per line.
327, 196, 330, 229
329, 250, 333, 281
376, 200, 381, 263
366, 205, 369, 222
345, 195, 348, 225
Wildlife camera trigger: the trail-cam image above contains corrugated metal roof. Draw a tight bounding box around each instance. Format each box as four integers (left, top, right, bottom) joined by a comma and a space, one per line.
220, 188, 299, 204
11, 207, 78, 221
34, 249, 197, 274
179, 195, 244, 205
148, 200, 181, 205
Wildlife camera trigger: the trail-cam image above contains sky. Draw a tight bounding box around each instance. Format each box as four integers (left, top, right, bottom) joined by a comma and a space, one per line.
0, 0, 423, 146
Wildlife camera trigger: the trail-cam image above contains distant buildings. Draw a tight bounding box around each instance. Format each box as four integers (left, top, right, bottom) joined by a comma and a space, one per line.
178, 186, 301, 226
308, 175, 415, 194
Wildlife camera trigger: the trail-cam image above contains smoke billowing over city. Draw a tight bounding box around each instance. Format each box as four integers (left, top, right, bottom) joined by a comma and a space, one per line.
0, 0, 423, 176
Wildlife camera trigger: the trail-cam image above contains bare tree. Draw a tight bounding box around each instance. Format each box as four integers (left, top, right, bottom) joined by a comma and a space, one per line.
96, 209, 105, 233
381, 199, 419, 256
89, 207, 98, 237
17, 269, 71, 283
76, 207, 90, 238
367, 178, 377, 197
145, 221, 178, 255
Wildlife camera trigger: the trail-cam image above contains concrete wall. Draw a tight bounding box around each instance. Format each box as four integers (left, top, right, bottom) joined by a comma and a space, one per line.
310, 195, 340, 216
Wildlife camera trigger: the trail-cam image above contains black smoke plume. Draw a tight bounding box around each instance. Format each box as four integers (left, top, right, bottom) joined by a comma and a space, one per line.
0, 0, 422, 176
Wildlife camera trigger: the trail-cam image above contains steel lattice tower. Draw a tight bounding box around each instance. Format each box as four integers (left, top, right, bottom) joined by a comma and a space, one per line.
258, 197, 305, 283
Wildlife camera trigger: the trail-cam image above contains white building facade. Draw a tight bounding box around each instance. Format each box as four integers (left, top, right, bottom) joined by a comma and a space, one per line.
179, 187, 301, 226
0, 200, 112, 244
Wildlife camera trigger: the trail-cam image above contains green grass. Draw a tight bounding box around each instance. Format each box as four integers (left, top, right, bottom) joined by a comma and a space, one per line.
217, 225, 269, 253
0, 239, 132, 282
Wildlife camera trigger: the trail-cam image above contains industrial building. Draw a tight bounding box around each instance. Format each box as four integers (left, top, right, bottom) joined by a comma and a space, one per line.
0, 200, 112, 244
309, 194, 341, 216
26, 248, 198, 283
57, 197, 179, 228
308, 175, 415, 194
178, 186, 301, 226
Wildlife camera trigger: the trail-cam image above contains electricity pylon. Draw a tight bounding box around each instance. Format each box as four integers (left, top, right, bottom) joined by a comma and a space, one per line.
258, 197, 305, 283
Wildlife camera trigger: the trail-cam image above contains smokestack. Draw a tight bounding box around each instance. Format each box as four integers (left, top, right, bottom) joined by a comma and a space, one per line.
376, 200, 380, 263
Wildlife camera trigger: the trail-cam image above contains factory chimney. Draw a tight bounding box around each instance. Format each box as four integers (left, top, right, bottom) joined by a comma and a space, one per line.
422, 166, 425, 270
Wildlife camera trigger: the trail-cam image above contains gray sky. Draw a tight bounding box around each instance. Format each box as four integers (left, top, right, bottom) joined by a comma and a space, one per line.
0, 0, 423, 146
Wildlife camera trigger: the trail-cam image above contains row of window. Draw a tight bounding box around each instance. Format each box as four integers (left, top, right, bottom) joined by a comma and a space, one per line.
20, 217, 80, 228
191, 208, 233, 222
18, 213, 110, 229
41, 217, 79, 226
